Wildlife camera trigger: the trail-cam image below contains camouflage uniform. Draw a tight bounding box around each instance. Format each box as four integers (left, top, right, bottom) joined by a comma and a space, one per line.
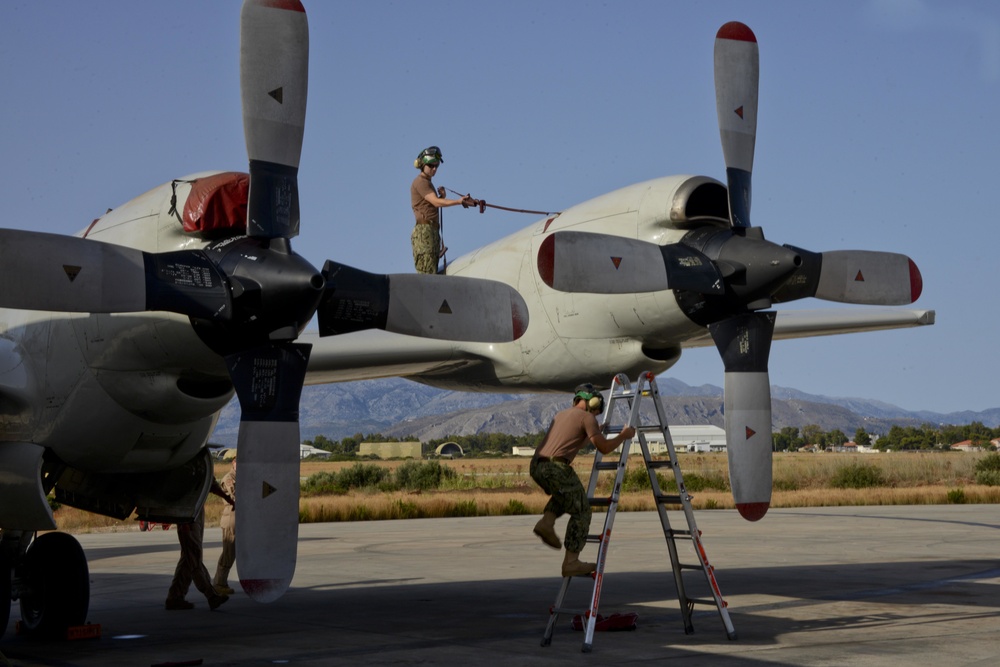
530, 457, 591, 553
410, 222, 440, 275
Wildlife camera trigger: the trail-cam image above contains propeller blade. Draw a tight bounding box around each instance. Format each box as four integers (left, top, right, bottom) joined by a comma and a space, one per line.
0, 229, 231, 319
228, 342, 310, 603
709, 312, 775, 522
772, 247, 923, 305
316, 261, 529, 342
714, 21, 759, 229
536, 231, 724, 295
240, 0, 308, 239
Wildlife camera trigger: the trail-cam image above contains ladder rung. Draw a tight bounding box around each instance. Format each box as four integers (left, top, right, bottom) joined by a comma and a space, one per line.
667, 529, 694, 539
655, 494, 683, 504
589, 497, 613, 507
686, 597, 721, 607
645, 460, 673, 469
594, 462, 619, 470
637, 424, 661, 432
678, 562, 705, 571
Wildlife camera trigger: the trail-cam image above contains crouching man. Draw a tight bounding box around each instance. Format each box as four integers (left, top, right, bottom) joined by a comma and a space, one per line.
530, 384, 635, 577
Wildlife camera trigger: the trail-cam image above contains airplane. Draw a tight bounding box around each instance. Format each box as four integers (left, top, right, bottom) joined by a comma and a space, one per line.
0, 1, 932, 639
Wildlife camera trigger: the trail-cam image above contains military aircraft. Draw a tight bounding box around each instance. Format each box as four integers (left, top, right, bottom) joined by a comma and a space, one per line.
0, 1, 932, 639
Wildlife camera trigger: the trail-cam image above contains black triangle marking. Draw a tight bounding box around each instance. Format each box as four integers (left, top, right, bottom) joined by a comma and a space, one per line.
262, 481, 277, 498
63, 265, 81, 282
268, 87, 283, 104
438, 300, 452, 314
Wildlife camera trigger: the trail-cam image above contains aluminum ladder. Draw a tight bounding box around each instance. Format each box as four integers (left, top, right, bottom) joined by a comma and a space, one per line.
541, 371, 737, 652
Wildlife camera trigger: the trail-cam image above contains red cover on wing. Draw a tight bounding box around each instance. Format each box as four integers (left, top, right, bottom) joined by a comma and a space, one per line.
182, 172, 249, 235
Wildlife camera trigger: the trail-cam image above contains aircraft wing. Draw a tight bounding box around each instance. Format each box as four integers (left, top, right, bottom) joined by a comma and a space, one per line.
681, 308, 936, 349
300, 330, 482, 385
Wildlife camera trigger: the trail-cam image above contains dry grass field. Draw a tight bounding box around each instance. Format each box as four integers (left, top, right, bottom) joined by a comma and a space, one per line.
51, 451, 1000, 533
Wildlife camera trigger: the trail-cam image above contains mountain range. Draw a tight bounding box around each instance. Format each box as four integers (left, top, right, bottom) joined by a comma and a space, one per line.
209, 377, 1000, 447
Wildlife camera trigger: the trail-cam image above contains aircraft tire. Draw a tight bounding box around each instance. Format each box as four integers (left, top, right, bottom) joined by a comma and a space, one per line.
18, 532, 90, 638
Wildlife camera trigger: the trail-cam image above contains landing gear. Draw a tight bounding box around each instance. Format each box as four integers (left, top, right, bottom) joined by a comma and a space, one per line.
16, 532, 89, 637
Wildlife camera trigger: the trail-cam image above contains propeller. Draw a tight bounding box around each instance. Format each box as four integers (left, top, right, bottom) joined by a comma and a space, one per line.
0, 0, 529, 601
536, 21, 923, 520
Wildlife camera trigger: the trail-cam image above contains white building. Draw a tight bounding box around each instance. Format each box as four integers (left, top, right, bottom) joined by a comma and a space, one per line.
643, 425, 727, 454
512, 425, 727, 456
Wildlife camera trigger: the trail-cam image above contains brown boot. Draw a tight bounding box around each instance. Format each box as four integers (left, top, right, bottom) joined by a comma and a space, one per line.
561, 551, 596, 578
533, 512, 561, 549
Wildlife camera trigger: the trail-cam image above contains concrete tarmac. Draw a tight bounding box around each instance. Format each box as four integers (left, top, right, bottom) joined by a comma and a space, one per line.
2, 505, 999, 666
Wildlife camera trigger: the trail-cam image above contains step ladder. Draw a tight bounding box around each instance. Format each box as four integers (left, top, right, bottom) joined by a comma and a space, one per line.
541, 371, 737, 651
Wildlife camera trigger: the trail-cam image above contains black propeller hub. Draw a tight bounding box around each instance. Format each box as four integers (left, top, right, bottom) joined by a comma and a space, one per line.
676, 226, 801, 326
192, 236, 325, 354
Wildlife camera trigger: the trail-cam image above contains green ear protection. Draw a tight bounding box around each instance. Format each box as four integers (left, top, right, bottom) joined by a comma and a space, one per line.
573, 383, 604, 412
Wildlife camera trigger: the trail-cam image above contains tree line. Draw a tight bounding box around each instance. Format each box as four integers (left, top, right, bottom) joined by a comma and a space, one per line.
302, 421, 999, 458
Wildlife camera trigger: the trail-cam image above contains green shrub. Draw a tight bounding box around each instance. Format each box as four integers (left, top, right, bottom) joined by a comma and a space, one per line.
301, 471, 345, 495
682, 473, 729, 492
505, 499, 532, 515
391, 499, 424, 519
703, 498, 720, 510
619, 465, 652, 492
446, 500, 479, 517
946, 488, 967, 504
772, 478, 800, 491
337, 463, 393, 490
830, 462, 886, 489
395, 460, 457, 490
974, 453, 1000, 486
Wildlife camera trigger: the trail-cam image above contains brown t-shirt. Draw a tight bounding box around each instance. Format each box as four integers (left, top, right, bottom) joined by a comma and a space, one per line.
536, 406, 603, 463
411, 173, 438, 224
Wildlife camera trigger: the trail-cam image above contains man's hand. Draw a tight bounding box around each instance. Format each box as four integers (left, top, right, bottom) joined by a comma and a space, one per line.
621, 426, 636, 440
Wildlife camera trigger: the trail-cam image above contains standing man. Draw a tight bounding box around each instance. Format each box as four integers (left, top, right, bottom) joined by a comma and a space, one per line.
530, 384, 635, 577
165, 478, 234, 611
213, 457, 237, 595
410, 146, 476, 274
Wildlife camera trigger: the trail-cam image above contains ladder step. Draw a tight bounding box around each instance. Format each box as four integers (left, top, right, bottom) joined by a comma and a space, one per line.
589, 497, 613, 507
687, 597, 723, 607
667, 529, 694, 539
637, 424, 662, 432
645, 460, 673, 469
655, 494, 684, 504
678, 562, 705, 571
594, 461, 619, 471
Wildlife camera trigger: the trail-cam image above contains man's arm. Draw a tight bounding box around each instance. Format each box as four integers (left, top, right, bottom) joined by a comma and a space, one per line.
590, 422, 636, 455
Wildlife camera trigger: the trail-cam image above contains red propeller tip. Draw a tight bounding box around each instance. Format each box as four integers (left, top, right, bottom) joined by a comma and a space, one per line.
717, 21, 757, 43
736, 501, 769, 522
909, 259, 923, 302
251, 0, 305, 12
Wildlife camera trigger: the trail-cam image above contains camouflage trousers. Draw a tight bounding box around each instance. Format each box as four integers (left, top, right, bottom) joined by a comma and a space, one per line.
411, 223, 440, 274
530, 457, 591, 553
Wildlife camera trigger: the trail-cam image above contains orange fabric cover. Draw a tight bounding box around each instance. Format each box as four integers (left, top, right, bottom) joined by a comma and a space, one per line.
182, 172, 249, 235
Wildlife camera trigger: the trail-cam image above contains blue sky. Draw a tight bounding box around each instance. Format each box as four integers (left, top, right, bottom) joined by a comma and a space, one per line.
1, 1, 996, 414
